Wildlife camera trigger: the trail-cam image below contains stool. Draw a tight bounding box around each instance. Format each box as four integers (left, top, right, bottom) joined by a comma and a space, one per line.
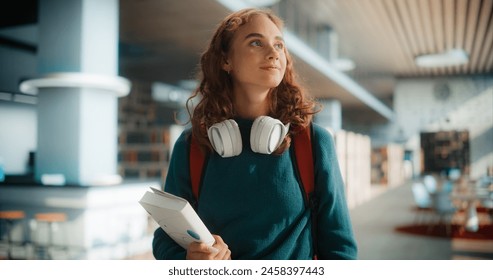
33, 212, 67, 259
0, 210, 26, 259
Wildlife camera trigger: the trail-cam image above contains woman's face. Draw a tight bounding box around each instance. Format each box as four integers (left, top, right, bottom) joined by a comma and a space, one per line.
223, 14, 287, 93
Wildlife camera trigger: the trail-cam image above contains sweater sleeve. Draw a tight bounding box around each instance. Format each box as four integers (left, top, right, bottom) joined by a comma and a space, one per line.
312, 124, 358, 259
152, 129, 194, 260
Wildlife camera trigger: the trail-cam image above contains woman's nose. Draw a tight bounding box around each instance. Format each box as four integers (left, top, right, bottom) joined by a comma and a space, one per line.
267, 46, 279, 60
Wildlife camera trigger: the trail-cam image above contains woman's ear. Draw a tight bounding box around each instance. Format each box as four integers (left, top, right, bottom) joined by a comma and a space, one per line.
222, 56, 232, 73
222, 62, 231, 73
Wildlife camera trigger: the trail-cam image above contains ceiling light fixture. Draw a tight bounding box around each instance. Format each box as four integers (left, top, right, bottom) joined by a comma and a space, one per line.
415, 49, 469, 68
19, 72, 131, 97
331, 58, 355, 72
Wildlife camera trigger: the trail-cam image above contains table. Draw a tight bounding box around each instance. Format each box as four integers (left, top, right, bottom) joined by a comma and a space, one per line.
450, 188, 493, 232
0, 180, 159, 259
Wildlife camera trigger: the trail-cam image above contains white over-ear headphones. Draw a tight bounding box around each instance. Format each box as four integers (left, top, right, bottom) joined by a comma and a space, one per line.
207, 116, 290, 158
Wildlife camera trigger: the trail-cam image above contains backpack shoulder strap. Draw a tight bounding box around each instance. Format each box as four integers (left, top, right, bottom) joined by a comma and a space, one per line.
293, 123, 315, 201
293, 122, 318, 259
189, 134, 205, 202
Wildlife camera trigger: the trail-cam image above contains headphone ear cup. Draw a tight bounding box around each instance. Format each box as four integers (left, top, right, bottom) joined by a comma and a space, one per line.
207, 119, 242, 157
250, 116, 289, 154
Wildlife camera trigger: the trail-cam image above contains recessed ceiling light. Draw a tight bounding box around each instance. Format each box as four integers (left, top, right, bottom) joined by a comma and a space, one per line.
331, 58, 355, 72
415, 49, 469, 68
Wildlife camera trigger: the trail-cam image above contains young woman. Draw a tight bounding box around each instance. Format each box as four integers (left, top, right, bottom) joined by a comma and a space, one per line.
152, 8, 357, 260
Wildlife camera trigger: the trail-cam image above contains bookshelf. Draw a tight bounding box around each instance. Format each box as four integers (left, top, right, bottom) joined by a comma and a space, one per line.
334, 129, 372, 209
371, 144, 405, 188
117, 82, 175, 183
420, 130, 470, 175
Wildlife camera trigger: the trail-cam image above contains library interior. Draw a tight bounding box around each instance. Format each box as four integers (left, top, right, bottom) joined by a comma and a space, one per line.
0, 0, 492, 260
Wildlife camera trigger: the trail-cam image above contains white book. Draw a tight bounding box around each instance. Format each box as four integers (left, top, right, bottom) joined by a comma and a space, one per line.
139, 187, 214, 249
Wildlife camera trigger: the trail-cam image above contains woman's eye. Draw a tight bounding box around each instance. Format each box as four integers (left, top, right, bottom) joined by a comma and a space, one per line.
275, 43, 284, 50
250, 40, 262, 47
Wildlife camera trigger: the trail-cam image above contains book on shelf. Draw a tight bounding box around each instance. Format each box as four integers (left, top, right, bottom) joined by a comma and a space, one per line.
139, 187, 214, 249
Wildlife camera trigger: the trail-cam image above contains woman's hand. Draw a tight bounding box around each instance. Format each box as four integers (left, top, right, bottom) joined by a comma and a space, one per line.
186, 235, 231, 260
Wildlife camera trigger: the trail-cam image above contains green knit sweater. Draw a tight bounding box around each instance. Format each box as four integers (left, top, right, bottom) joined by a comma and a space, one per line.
152, 119, 357, 260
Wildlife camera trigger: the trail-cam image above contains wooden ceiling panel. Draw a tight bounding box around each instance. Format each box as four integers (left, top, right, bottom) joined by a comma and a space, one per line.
479, 17, 493, 72
373, 0, 413, 72
418, 0, 435, 52
443, 0, 455, 75
319, 0, 493, 77
382, 0, 418, 75
469, 0, 492, 72
462, 0, 481, 73
407, 0, 427, 55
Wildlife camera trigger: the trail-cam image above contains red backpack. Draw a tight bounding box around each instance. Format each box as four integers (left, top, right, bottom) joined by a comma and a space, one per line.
188, 123, 319, 258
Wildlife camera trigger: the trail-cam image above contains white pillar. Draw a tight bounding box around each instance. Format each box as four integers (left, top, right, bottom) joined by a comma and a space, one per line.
20, 0, 129, 186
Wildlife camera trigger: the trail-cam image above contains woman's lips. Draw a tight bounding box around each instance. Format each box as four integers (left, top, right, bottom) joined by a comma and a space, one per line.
260, 66, 279, 70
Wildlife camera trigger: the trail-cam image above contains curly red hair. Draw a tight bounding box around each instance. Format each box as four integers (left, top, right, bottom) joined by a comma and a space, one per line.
186, 8, 318, 155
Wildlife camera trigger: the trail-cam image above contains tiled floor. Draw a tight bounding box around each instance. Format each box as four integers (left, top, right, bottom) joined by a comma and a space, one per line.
350, 180, 493, 260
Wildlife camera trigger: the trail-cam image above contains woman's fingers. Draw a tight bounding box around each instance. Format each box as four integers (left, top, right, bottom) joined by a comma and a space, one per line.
186, 234, 232, 260
208, 246, 220, 254
187, 242, 211, 259
211, 235, 231, 260
217, 247, 231, 260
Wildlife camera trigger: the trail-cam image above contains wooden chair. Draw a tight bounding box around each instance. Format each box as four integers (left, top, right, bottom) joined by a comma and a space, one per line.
32, 212, 68, 259
0, 210, 26, 259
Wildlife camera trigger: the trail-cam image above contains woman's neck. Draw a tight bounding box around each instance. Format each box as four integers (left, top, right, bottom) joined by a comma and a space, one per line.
233, 87, 270, 119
